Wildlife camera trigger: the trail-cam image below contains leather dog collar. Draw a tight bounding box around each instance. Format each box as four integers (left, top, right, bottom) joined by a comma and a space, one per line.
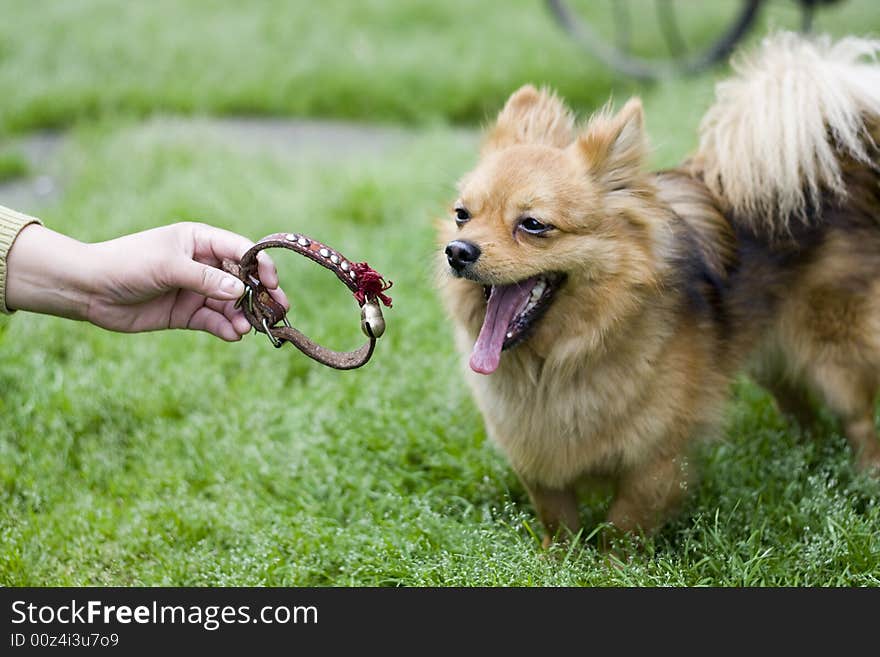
222, 232, 392, 370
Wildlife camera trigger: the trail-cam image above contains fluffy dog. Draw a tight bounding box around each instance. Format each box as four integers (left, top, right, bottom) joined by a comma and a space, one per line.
438, 33, 880, 545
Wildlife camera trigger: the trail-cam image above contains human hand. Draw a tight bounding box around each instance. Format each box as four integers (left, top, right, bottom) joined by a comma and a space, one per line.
6, 222, 288, 341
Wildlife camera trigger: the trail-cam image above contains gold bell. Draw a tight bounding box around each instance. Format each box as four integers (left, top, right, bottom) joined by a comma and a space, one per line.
360, 301, 385, 338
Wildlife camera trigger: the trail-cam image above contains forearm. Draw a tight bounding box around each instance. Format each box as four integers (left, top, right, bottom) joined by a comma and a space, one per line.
5, 223, 95, 321
1, 216, 281, 340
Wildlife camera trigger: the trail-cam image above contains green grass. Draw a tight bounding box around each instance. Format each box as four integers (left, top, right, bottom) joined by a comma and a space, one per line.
3, 0, 879, 134
2, 116, 879, 586
2, 1, 880, 586
0, 150, 28, 182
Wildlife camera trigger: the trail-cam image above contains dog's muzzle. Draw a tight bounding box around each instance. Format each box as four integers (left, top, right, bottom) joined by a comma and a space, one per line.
445, 240, 481, 274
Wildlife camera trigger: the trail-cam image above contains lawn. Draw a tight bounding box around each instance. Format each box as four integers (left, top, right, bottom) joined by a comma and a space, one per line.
0, 149, 27, 183
3, 0, 879, 134
1, 1, 879, 586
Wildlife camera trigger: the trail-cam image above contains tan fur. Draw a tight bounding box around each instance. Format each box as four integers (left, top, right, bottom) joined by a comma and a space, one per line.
440, 91, 732, 542
762, 225, 880, 471
438, 33, 880, 547
483, 85, 576, 153
697, 32, 880, 235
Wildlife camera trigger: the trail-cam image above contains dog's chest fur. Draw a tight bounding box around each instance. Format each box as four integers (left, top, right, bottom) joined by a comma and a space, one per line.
452, 293, 727, 489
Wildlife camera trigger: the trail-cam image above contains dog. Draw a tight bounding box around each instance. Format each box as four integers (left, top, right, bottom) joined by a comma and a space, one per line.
437, 32, 880, 546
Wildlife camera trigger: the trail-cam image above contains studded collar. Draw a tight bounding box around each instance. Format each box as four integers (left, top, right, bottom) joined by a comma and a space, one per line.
222, 232, 392, 370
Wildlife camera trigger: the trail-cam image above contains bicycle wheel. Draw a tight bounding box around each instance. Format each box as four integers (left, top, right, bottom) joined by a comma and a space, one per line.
546, 0, 764, 80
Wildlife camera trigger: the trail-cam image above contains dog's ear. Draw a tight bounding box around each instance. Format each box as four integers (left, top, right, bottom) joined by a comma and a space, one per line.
483, 85, 575, 153
575, 98, 646, 190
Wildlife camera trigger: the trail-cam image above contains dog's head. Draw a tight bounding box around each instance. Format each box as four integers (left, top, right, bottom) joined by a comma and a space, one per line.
442, 86, 670, 374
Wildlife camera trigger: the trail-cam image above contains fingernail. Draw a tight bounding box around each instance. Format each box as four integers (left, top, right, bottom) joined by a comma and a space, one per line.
221, 276, 243, 296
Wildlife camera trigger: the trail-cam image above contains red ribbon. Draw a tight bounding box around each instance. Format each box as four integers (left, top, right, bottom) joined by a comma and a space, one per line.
352, 262, 393, 308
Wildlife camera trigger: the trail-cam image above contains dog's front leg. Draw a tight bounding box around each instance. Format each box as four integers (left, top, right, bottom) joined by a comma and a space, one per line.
521, 479, 580, 548
605, 451, 690, 545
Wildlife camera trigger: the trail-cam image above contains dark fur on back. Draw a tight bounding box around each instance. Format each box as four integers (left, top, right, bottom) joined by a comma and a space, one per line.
659, 147, 880, 375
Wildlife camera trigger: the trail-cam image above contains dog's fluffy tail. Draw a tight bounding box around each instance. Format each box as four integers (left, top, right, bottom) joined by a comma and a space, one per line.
696, 32, 880, 236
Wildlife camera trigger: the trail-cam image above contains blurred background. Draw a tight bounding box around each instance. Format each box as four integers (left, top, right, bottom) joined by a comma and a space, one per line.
3, 1, 880, 178
3, 1, 880, 204
2, 1, 880, 586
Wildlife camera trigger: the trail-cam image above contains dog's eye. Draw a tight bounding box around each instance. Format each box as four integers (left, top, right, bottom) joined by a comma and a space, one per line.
519, 217, 552, 235
454, 207, 470, 225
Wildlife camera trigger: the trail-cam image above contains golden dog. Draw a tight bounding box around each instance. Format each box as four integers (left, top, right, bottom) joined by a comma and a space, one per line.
438, 33, 880, 545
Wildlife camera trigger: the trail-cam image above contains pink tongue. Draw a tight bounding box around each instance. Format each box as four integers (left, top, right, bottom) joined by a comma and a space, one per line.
470, 278, 535, 375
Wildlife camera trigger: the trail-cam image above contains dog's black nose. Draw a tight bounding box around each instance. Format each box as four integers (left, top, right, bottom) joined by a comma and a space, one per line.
445, 240, 481, 272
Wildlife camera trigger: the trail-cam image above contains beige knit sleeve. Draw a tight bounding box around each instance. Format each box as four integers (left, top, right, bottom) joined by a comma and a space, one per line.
0, 204, 42, 314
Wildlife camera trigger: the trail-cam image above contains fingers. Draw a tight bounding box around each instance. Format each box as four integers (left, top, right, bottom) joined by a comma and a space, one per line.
252, 250, 289, 310
206, 297, 252, 335
256, 251, 280, 289
186, 306, 242, 342
188, 222, 256, 267
267, 284, 290, 310
188, 222, 281, 290
175, 259, 245, 301
184, 223, 291, 312
173, 292, 248, 341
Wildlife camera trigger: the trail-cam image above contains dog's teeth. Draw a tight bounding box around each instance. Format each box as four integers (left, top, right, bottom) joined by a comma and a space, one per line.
506, 331, 513, 339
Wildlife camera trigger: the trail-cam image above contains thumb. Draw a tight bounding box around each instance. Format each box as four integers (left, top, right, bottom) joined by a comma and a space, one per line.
176, 260, 245, 300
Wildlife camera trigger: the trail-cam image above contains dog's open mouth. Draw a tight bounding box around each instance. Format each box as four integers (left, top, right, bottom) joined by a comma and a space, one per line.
470, 273, 564, 375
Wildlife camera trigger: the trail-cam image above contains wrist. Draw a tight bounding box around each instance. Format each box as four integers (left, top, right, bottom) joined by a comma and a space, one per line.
5, 224, 97, 321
